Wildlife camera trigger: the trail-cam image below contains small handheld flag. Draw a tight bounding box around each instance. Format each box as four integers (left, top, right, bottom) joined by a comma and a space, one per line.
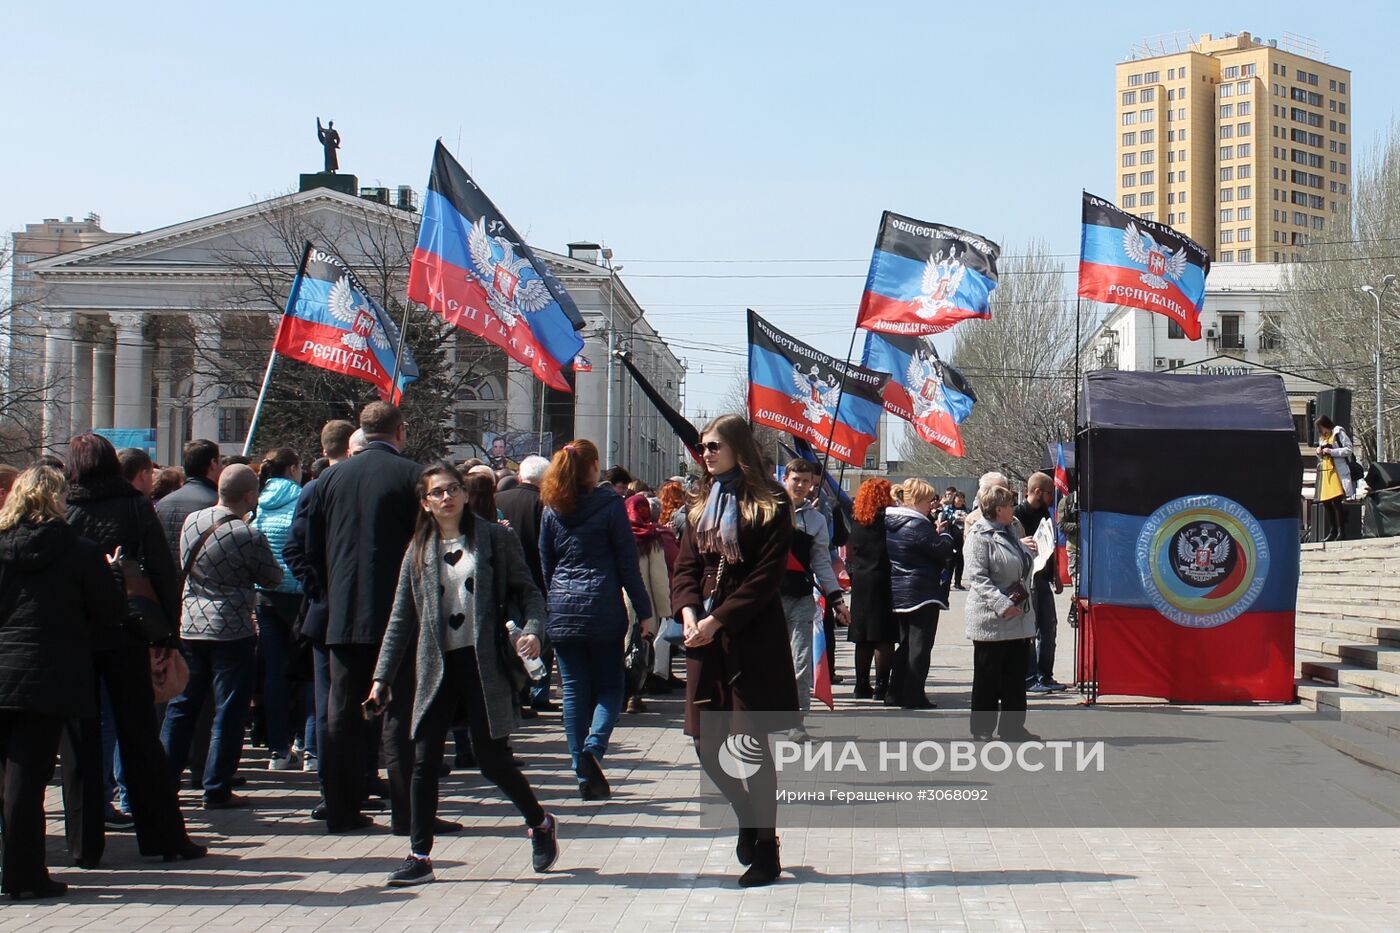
408, 141, 585, 391
860, 331, 975, 457
1053, 442, 1072, 586
272, 244, 419, 404
1078, 191, 1211, 339
747, 310, 890, 469
856, 212, 1001, 336
812, 593, 834, 710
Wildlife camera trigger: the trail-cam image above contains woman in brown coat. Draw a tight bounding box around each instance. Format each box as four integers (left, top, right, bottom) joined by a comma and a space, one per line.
671, 414, 794, 888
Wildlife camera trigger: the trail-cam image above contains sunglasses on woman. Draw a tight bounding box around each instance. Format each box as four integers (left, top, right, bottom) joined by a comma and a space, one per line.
701, 441, 725, 453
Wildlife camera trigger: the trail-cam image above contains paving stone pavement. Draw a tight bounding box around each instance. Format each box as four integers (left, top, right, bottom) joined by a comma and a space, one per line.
11, 592, 1400, 932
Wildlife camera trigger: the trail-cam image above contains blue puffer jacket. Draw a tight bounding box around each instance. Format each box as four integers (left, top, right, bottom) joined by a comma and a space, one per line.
540, 486, 653, 643
251, 477, 304, 594
885, 506, 954, 612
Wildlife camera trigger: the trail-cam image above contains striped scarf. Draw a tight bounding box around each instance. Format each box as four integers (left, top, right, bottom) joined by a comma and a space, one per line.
695, 468, 743, 563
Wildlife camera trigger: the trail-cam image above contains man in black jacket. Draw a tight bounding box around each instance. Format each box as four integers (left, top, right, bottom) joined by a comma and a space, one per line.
305, 403, 420, 833
154, 440, 222, 560
1013, 473, 1067, 694
496, 455, 553, 710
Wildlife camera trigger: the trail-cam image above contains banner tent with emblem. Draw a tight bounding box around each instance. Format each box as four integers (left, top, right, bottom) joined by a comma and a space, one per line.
1078, 191, 1211, 340
747, 310, 890, 469
1076, 371, 1300, 702
408, 141, 586, 392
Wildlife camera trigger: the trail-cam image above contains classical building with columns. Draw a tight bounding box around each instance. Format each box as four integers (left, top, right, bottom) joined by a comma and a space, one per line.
25, 185, 687, 483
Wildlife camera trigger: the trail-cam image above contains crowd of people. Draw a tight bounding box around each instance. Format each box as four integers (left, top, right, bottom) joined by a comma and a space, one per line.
0, 402, 1069, 898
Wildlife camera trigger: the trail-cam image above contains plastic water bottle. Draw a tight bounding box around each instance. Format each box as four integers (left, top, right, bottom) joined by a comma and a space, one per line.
506, 621, 548, 681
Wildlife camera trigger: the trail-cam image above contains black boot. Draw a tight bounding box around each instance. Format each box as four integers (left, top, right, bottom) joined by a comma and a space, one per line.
736, 827, 757, 866
738, 837, 781, 887
872, 675, 888, 703
853, 671, 873, 699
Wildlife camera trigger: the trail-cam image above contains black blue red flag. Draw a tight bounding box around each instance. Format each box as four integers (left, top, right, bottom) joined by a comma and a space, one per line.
855, 212, 1001, 336
1078, 191, 1211, 339
273, 244, 418, 403
860, 331, 976, 457
747, 310, 889, 469
408, 141, 585, 391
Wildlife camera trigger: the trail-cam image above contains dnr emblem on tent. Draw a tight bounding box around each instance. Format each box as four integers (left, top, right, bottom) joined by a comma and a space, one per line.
1122, 223, 1188, 291
1172, 522, 1235, 588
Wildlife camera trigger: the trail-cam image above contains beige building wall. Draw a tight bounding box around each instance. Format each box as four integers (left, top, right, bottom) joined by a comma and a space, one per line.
1115, 32, 1352, 264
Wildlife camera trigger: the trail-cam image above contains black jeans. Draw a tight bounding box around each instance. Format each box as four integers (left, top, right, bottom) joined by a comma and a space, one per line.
1025, 578, 1058, 686
60, 644, 192, 865
1, 710, 63, 894
971, 638, 1031, 738
411, 648, 544, 856
888, 605, 939, 707
324, 644, 412, 830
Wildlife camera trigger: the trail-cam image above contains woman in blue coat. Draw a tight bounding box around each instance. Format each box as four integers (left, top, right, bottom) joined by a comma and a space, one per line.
884, 479, 955, 709
539, 439, 654, 800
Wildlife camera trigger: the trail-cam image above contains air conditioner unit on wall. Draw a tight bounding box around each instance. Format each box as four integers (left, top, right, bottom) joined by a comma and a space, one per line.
1205, 325, 1219, 339
1154, 357, 1167, 368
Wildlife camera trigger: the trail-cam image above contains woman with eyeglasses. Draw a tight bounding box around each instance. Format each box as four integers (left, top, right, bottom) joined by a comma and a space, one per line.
368, 462, 557, 887
671, 415, 796, 888
539, 439, 654, 800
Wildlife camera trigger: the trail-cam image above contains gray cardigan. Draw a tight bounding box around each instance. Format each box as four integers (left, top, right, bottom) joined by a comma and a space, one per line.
962, 517, 1037, 643
374, 521, 545, 741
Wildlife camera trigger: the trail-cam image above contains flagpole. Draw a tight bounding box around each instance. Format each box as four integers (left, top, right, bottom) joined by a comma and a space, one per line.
242, 241, 313, 457
389, 298, 413, 405
537, 382, 547, 453
1073, 297, 1082, 436
818, 325, 862, 479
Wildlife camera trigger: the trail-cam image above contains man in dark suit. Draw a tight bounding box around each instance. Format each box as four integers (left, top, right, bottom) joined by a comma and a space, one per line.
305, 403, 420, 833
496, 455, 554, 711
154, 440, 222, 560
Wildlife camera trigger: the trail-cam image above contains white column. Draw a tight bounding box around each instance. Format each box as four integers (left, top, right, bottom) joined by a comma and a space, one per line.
111, 312, 148, 429
42, 314, 74, 450
190, 313, 222, 443
69, 328, 93, 434
92, 328, 115, 429
155, 347, 175, 465
504, 360, 534, 438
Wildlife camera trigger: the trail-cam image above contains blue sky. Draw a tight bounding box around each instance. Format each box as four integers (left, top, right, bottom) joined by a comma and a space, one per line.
5, 1, 1398, 415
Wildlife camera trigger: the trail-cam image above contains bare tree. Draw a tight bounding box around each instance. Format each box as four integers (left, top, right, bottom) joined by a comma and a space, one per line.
898, 240, 1076, 482
0, 242, 62, 462
187, 195, 504, 462
1281, 120, 1400, 460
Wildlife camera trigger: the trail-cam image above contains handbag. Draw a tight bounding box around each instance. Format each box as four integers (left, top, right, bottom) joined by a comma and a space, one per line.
149, 645, 189, 704
624, 620, 654, 693
120, 499, 174, 644
658, 616, 686, 646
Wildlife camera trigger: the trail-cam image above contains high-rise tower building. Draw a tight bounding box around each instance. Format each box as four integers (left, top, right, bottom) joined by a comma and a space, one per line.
1114, 31, 1351, 264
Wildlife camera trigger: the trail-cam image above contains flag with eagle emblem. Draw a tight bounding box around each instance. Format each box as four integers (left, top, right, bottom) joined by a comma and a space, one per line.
855, 211, 1001, 336
1078, 191, 1211, 339
408, 141, 586, 391
272, 244, 418, 403
860, 331, 976, 457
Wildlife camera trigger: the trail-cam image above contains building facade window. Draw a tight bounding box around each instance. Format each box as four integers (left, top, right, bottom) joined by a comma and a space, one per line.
1122, 152, 1137, 167
1122, 173, 1136, 187
1140, 129, 1155, 143
1122, 90, 1138, 105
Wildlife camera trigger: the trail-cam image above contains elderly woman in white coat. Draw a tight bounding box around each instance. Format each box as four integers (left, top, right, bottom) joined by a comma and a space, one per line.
963, 485, 1037, 742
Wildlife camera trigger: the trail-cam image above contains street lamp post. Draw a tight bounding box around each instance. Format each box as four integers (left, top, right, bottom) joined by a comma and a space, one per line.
602, 250, 623, 466
1360, 274, 1397, 460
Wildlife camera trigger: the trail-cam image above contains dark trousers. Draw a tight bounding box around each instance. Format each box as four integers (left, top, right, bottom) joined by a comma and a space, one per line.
312, 641, 330, 778
162, 637, 257, 800
60, 644, 191, 866
888, 605, 939, 708
695, 717, 777, 838
323, 643, 412, 830
971, 638, 1030, 738
256, 592, 303, 756
1025, 579, 1058, 686
1, 710, 63, 894
952, 553, 965, 587
410, 647, 544, 856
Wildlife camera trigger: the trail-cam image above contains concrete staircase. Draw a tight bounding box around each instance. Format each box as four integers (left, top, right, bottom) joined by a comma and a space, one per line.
1293, 536, 1400, 771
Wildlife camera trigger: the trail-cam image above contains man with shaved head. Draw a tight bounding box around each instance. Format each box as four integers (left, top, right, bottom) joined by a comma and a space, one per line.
161, 463, 283, 810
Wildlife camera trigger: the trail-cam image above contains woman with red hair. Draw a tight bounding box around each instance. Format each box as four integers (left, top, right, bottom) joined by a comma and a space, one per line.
846, 478, 898, 701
